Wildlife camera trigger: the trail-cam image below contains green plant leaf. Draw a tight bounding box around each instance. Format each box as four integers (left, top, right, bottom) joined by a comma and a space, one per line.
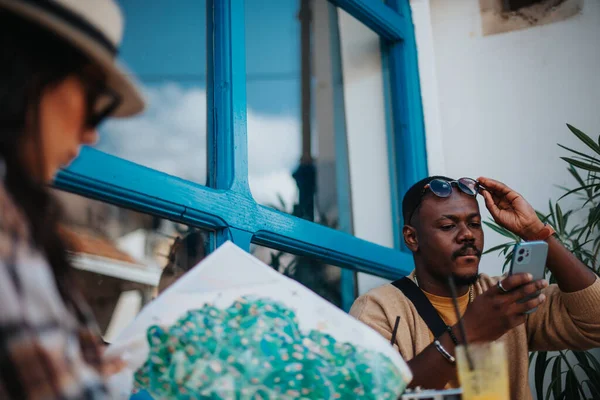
502, 250, 514, 274
587, 204, 600, 234
557, 350, 589, 400
567, 124, 600, 156
584, 351, 600, 376
548, 200, 557, 226
562, 157, 600, 174
558, 143, 600, 163
570, 239, 594, 255
572, 352, 600, 392
565, 368, 585, 399
568, 165, 589, 188
556, 203, 565, 233
536, 210, 550, 223
529, 351, 536, 365
547, 355, 564, 400
483, 221, 520, 240
534, 351, 548, 400
483, 243, 513, 255
584, 379, 600, 400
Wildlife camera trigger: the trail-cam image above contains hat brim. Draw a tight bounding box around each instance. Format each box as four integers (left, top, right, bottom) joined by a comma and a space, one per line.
0, 0, 145, 118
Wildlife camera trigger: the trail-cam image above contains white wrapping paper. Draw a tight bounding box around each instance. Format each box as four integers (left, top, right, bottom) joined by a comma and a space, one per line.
105, 241, 412, 399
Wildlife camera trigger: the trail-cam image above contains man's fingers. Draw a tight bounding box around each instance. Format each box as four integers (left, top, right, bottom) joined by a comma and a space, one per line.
507, 280, 548, 303
480, 177, 523, 204
498, 273, 533, 292
478, 177, 512, 195
515, 293, 546, 314
482, 191, 501, 214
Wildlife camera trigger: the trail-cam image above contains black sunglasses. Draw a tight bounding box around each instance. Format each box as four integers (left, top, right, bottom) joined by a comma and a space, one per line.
79, 69, 122, 129
85, 85, 121, 129
407, 177, 485, 224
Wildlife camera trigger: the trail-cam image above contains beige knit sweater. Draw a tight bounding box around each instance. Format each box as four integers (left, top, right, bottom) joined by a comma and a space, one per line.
349, 273, 600, 400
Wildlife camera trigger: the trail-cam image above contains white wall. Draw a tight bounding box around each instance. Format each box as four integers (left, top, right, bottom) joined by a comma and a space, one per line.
415, 0, 600, 277
337, 9, 395, 294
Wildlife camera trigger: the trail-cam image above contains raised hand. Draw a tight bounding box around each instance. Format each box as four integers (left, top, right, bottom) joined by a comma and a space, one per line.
477, 177, 544, 240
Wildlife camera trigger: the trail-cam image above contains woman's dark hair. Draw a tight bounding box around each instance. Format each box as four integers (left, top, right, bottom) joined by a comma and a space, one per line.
0, 10, 90, 299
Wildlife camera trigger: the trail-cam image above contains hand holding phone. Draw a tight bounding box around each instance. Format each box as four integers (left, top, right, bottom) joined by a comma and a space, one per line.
508, 241, 548, 313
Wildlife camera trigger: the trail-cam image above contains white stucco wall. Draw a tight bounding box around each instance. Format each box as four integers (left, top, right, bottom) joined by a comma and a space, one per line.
415, 0, 600, 277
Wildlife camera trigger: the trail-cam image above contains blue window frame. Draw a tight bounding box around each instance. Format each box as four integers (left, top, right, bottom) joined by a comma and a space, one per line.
54, 0, 427, 310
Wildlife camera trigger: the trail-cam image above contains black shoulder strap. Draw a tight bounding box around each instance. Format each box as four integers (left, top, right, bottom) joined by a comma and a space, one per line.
391, 277, 447, 338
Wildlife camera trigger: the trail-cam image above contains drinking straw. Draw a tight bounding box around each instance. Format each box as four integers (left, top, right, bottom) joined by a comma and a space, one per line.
448, 276, 474, 371
390, 316, 401, 347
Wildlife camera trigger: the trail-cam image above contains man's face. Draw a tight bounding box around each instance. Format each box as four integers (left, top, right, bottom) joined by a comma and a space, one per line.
410, 188, 484, 285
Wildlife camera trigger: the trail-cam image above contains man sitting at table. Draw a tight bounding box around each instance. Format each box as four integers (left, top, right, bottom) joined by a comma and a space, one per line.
350, 176, 600, 399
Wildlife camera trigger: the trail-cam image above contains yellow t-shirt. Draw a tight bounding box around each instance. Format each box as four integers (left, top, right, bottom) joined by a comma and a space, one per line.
422, 288, 470, 388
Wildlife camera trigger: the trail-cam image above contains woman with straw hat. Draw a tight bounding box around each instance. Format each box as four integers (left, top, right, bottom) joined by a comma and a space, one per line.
0, 1, 145, 398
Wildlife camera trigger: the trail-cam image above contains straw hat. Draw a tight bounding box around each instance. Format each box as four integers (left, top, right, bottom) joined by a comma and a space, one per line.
0, 0, 145, 117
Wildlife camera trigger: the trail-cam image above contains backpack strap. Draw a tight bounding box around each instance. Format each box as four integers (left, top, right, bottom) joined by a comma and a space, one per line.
391, 277, 447, 338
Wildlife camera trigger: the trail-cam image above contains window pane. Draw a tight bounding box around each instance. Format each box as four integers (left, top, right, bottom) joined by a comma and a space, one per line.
94, 0, 207, 185
251, 244, 357, 309
245, 0, 354, 238
54, 189, 212, 342
336, 8, 396, 248
245, 1, 301, 210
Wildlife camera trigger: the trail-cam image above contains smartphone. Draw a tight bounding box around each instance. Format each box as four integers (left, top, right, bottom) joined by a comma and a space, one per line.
508, 241, 548, 313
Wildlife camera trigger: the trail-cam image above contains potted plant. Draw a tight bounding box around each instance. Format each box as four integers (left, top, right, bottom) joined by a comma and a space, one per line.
485, 124, 600, 399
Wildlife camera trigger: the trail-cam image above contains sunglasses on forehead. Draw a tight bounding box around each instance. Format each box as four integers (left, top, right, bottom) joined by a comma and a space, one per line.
425, 177, 484, 198
407, 177, 485, 224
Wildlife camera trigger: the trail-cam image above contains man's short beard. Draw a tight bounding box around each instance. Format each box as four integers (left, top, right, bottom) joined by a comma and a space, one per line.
451, 272, 479, 286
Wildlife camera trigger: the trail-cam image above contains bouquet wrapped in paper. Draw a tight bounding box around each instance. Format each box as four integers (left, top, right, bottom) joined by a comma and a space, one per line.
105, 242, 412, 399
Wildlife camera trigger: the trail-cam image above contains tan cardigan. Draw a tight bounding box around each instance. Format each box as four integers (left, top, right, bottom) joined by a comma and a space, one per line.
350, 273, 600, 400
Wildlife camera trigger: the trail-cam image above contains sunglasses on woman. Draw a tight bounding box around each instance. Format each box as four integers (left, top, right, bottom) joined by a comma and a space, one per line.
407, 177, 485, 224
79, 68, 122, 129
85, 84, 121, 129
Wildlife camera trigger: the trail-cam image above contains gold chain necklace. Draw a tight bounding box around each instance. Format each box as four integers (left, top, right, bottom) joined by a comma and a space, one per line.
413, 275, 474, 303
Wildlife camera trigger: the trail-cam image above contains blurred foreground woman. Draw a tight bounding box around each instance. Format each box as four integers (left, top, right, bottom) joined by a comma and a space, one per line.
0, 0, 144, 398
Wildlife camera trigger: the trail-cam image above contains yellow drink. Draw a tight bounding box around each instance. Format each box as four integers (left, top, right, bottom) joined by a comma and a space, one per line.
455, 341, 510, 400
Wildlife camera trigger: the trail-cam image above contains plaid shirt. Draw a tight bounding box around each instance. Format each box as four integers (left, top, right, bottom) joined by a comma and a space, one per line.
0, 183, 109, 399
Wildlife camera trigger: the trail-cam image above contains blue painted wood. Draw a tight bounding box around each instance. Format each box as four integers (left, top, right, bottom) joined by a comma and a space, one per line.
53, 0, 425, 288
57, 148, 414, 279
251, 221, 412, 280
329, 0, 407, 42
380, 41, 403, 252
206, 0, 216, 189
208, 0, 250, 195
384, 0, 429, 228
227, 227, 253, 252
341, 269, 356, 312
56, 148, 229, 227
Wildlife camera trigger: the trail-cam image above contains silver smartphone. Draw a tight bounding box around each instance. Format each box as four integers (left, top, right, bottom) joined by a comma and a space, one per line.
508, 241, 548, 313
